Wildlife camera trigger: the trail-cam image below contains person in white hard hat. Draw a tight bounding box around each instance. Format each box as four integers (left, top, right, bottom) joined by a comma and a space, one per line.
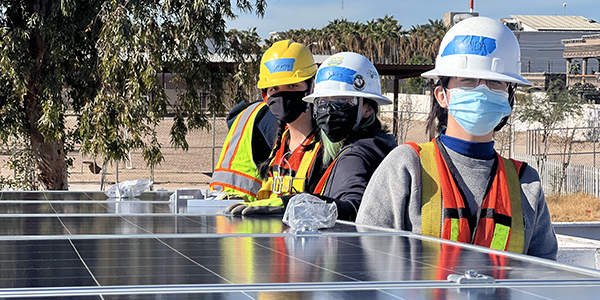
229, 52, 397, 221
302, 52, 397, 221
356, 17, 557, 260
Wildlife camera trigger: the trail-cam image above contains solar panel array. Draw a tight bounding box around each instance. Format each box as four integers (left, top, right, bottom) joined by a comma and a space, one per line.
1, 191, 600, 299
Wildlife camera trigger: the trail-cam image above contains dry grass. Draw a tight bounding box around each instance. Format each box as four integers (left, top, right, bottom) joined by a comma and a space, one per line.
546, 192, 600, 222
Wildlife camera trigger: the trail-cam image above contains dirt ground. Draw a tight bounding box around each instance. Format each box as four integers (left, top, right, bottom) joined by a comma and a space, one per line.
4, 113, 600, 193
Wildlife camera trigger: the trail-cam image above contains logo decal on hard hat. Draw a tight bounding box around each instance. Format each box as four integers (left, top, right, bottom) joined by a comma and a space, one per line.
316, 66, 356, 85
265, 58, 296, 73
327, 57, 344, 66
353, 74, 366, 91
441, 35, 497, 57
367, 70, 378, 79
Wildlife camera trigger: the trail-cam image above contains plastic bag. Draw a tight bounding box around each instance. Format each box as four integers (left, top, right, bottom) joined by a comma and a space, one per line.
105, 179, 152, 199
282, 193, 338, 232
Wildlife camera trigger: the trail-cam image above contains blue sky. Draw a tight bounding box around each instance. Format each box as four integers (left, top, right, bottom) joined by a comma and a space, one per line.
227, 0, 600, 39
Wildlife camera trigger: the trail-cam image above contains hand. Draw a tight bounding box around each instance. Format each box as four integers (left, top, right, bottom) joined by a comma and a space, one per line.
226, 198, 284, 215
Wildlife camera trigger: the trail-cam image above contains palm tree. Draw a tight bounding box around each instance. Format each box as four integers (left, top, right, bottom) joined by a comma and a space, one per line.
267, 16, 447, 65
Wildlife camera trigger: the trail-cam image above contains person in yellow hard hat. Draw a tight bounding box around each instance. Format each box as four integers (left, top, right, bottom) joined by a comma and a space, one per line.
222, 40, 325, 211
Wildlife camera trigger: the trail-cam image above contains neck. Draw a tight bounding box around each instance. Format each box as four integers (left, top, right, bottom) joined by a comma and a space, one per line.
445, 115, 494, 143
287, 111, 314, 150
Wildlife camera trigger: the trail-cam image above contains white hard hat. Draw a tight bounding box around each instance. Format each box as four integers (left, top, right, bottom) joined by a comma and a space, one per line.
303, 52, 392, 105
422, 16, 532, 86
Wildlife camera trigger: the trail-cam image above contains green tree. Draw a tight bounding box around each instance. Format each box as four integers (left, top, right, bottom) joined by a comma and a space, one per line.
272, 16, 446, 64
516, 79, 584, 193
569, 60, 581, 75
405, 56, 433, 94
571, 82, 600, 104
0, 0, 265, 190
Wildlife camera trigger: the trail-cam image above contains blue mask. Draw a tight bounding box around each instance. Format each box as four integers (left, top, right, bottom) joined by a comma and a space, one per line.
447, 85, 511, 136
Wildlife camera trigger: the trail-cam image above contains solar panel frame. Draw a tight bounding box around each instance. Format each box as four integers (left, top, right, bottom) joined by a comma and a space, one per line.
1, 191, 600, 299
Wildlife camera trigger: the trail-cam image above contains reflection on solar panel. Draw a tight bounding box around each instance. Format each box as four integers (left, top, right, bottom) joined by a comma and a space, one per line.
1, 191, 600, 299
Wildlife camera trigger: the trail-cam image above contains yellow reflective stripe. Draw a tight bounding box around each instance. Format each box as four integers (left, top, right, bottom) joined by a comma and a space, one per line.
450, 219, 459, 241
211, 102, 266, 202
218, 102, 265, 168
297, 142, 320, 178
258, 138, 320, 200
504, 158, 525, 253
281, 177, 291, 192
291, 178, 306, 193
490, 223, 511, 250
419, 142, 443, 238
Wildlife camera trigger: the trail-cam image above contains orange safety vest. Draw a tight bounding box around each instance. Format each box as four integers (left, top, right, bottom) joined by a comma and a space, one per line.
406, 139, 525, 253
210, 102, 267, 201
256, 129, 321, 200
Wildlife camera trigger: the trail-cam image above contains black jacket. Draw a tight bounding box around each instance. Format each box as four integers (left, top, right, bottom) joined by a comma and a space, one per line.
322, 126, 397, 221
279, 120, 396, 221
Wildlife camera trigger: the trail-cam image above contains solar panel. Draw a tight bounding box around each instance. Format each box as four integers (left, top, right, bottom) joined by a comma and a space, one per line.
1, 191, 600, 299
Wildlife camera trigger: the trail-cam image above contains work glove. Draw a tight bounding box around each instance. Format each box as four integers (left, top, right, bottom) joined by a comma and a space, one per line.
226, 197, 284, 215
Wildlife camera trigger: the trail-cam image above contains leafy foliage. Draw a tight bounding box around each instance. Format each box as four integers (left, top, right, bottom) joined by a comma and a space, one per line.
517, 79, 583, 133
272, 16, 447, 64
571, 82, 600, 104
0, 0, 266, 189
516, 79, 585, 193
568, 60, 581, 75
404, 56, 433, 94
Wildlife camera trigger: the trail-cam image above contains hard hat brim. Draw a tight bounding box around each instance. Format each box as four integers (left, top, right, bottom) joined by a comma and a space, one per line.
421, 68, 532, 86
256, 75, 314, 89
303, 90, 392, 106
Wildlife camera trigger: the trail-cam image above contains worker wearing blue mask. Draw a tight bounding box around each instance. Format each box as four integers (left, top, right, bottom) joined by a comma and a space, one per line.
356, 17, 558, 260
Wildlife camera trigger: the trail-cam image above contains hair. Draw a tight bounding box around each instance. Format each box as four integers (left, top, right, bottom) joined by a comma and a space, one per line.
425, 77, 450, 140
425, 77, 516, 140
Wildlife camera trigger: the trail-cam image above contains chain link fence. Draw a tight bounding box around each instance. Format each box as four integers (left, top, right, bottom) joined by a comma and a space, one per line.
65, 115, 231, 190
5, 105, 600, 196
518, 127, 600, 197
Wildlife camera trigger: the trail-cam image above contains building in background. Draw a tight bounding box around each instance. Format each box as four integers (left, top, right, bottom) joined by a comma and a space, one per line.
500, 15, 600, 88
562, 34, 600, 88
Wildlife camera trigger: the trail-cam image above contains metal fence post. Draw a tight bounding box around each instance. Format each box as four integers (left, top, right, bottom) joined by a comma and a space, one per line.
212, 113, 216, 172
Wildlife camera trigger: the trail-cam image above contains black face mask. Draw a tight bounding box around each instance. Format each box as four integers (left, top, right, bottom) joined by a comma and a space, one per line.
267, 91, 309, 123
315, 103, 359, 143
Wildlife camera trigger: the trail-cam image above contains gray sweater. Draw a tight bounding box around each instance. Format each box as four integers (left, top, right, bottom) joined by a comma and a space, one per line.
356, 143, 558, 260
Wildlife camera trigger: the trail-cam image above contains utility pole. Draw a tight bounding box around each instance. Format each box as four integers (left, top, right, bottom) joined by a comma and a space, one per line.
341, 0, 344, 18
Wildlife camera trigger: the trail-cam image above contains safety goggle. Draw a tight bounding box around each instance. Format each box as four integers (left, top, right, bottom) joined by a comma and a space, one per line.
454, 77, 509, 92
314, 96, 359, 114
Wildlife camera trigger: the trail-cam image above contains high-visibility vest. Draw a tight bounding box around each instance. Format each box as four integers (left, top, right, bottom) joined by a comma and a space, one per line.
210, 102, 268, 202
256, 129, 321, 200
406, 139, 525, 253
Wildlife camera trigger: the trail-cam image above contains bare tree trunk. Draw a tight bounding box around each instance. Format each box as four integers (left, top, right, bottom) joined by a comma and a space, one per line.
30, 127, 68, 190
23, 16, 68, 191
25, 87, 67, 190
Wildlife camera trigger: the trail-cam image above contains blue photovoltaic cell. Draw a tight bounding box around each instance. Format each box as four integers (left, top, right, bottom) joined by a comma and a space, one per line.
0, 191, 599, 299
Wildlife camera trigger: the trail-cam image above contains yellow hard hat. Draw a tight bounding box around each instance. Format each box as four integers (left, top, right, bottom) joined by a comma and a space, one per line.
257, 40, 317, 89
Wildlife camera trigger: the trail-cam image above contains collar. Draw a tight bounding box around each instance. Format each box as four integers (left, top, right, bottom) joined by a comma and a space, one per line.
439, 131, 495, 160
